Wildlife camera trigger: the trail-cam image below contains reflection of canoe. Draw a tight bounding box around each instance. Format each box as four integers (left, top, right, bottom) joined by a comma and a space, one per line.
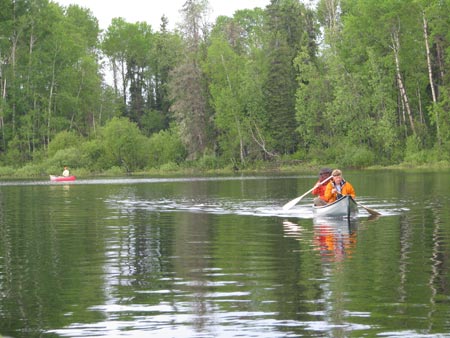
313, 195, 358, 218
313, 217, 355, 228
313, 217, 359, 261
49, 175, 76, 182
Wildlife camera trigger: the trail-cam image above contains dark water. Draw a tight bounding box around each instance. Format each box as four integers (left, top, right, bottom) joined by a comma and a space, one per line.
0, 170, 449, 337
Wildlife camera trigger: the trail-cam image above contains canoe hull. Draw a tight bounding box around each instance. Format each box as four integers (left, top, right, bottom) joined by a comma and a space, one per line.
50, 175, 76, 182
313, 195, 358, 218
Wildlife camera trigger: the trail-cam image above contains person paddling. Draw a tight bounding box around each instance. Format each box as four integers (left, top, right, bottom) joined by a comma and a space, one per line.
324, 169, 356, 203
312, 168, 332, 206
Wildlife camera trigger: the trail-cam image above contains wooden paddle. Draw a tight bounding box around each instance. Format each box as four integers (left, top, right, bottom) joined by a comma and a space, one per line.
355, 201, 381, 216
282, 175, 333, 210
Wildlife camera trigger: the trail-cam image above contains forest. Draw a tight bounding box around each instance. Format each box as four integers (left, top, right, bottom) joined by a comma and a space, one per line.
0, 0, 449, 177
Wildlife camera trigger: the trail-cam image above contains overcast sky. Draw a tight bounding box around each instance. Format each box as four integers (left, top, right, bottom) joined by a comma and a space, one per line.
54, 0, 272, 30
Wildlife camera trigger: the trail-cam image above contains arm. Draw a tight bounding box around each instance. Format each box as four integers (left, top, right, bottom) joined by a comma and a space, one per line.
324, 182, 335, 202
311, 180, 321, 195
343, 182, 356, 198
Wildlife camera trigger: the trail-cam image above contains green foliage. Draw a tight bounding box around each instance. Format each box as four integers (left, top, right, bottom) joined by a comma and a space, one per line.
146, 128, 187, 168
295, 48, 332, 149
79, 139, 107, 171
264, 0, 318, 155
3, 137, 32, 167
0, 0, 449, 174
207, 9, 270, 164
103, 166, 125, 176
101, 117, 148, 172
101, 18, 156, 123
194, 154, 224, 170
0, 166, 16, 177
47, 147, 84, 169
403, 135, 442, 164
140, 110, 166, 136
14, 163, 47, 178
206, 34, 246, 163
0, 0, 103, 164
304, 139, 375, 168
159, 162, 181, 172
164, 1, 213, 160
48, 131, 82, 157
339, 145, 376, 168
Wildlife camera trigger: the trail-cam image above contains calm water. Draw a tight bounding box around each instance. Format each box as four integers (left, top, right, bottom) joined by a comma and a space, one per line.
0, 170, 450, 337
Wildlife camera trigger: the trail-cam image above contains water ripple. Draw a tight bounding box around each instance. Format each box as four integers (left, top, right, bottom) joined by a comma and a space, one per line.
105, 196, 401, 219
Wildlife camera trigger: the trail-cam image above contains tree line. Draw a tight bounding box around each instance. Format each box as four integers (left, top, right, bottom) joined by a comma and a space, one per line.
0, 0, 449, 176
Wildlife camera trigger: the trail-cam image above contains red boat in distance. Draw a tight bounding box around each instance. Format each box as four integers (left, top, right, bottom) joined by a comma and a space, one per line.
49, 175, 76, 182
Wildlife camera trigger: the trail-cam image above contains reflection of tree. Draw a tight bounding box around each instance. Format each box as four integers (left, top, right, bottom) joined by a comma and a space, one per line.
172, 212, 213, 333
398, 214, 412, 304
427, 212, 439, 331
426, 201, 447, 332
0, 185, 109, 336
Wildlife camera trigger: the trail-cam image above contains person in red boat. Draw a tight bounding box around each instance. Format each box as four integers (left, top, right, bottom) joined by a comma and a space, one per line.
312, 168, 332, 206
62, 166, 70, 177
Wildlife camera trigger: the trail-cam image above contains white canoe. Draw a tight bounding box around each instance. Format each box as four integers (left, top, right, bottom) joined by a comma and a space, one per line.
313, 195, 358, 218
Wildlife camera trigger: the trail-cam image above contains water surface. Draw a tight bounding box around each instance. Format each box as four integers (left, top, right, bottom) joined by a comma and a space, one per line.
0, 170, 449, 337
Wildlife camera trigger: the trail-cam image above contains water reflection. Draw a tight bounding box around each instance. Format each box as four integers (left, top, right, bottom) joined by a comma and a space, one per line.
283, 217, 361, 262
313, 218, 358, 262
282, 216, 375, 336
3, 172, 450, 337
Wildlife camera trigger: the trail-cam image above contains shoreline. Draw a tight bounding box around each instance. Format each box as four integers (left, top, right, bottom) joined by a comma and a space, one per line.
1, 161, 449, 180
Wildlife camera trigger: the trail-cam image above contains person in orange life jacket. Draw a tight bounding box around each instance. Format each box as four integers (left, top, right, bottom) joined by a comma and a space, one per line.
324, 169, 356, 203
312, 168, 332, 206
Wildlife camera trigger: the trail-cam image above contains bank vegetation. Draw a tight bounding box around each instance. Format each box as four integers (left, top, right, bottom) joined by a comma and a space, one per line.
0, 0, 449, 178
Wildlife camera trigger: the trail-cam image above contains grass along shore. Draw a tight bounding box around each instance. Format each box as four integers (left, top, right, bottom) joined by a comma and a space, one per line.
1, 158, 450, 180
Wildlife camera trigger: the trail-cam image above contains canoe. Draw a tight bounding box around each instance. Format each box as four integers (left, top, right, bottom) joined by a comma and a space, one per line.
313, 195, 358, 218
49, 175, 76, 182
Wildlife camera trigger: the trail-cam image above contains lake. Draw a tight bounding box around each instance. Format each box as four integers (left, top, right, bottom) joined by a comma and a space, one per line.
0, 169, 449, 337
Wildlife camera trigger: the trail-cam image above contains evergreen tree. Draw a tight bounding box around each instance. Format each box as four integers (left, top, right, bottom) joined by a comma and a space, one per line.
264, 0, 317, 156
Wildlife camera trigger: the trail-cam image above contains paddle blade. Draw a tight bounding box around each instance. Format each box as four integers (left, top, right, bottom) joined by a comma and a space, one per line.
356, 202, 381, 216
282, 176, 332, 211
282, 196, 303, 210
282, 188, 313, 210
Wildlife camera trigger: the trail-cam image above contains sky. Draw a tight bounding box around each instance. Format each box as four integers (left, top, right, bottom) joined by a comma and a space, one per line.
54, 0, 272, 30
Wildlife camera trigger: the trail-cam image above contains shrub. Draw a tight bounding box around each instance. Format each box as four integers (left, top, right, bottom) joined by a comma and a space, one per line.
194, 154, 223, 170
159, 162, 180, 172
404, 135, 432, 164
101, 117, 148, 172
146, 128, 187, 168
0, 166, 16, 177
48, 131, 81, 157
140, 109, 166, 136
47, 147, 84, 169
79, 139, 107, 171
338, 145, 375, 168
103, 166, 125, 176
14, 163, 48, 177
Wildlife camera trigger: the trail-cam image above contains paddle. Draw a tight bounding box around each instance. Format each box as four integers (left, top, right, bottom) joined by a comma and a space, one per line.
282, 175, 333, 210
355, 201, 381, 216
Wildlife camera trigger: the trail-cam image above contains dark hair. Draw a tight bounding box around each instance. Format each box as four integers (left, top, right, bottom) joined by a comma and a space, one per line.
319, 168, 332, 175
